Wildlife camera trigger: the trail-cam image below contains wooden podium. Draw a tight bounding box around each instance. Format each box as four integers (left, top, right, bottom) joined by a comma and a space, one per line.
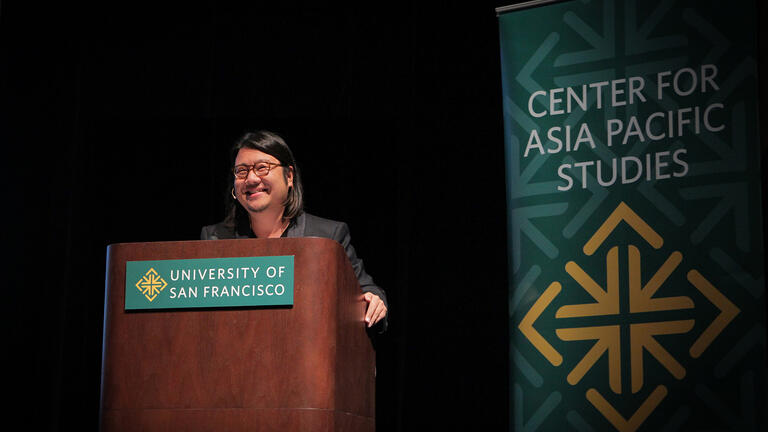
100, 238, 375, 431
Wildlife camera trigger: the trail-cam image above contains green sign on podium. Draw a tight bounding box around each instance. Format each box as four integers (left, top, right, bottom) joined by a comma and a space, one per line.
125, 255, 294, 310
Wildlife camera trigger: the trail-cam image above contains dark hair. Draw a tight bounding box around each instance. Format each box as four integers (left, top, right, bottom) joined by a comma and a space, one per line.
225, 130, 304, 235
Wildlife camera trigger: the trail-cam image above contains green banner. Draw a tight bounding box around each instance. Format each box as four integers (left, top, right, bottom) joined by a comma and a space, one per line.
125, 255, 294, 310
498, 0, 765, 431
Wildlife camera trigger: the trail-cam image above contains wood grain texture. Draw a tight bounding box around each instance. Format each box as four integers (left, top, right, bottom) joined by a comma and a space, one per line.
100, 238, 375, 431
101, 408, 374, 432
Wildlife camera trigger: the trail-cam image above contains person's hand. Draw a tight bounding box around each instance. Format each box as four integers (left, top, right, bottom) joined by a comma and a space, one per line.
363, 292, 387, 328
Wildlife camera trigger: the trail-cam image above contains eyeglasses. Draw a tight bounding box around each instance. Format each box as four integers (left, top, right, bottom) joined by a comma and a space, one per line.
233, 162, 284, 179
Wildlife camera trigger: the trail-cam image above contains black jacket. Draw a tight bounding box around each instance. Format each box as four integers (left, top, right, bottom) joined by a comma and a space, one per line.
200, 212, 388, 330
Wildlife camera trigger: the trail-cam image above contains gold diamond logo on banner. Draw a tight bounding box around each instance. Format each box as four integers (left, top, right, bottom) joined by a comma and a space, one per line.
518, 202, 740, 432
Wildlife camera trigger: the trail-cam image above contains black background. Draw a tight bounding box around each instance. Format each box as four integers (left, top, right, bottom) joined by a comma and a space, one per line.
2, 1, 766, 431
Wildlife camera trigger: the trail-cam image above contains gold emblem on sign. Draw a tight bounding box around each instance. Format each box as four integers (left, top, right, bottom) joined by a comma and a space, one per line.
518, 202, 740, 432
135, 268, 168, 302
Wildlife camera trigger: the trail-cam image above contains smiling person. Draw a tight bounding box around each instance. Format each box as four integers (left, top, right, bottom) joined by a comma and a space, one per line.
200, 130, 388, 330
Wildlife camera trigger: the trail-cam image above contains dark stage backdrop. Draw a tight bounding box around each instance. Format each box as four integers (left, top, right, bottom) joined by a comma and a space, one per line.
3, 1, 515, 431
2, 1, 766, 432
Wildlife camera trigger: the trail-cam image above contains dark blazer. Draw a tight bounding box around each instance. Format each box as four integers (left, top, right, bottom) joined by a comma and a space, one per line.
200, 212, 388, 329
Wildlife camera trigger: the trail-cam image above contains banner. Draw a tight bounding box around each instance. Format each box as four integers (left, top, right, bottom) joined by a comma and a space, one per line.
498, 1, 765, 430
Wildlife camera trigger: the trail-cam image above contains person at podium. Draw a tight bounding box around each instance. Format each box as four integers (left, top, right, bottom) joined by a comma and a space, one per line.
200, 130, 388, 330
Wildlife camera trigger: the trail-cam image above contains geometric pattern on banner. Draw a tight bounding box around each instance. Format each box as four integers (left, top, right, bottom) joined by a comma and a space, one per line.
499, 0, 765, 430
518, 201, 738, 431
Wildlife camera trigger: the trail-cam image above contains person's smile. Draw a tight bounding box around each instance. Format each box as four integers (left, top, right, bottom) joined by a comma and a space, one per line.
245, 188, 268, 199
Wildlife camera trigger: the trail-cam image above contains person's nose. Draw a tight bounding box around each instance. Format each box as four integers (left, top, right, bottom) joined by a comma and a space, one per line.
245, 168, 262, 185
